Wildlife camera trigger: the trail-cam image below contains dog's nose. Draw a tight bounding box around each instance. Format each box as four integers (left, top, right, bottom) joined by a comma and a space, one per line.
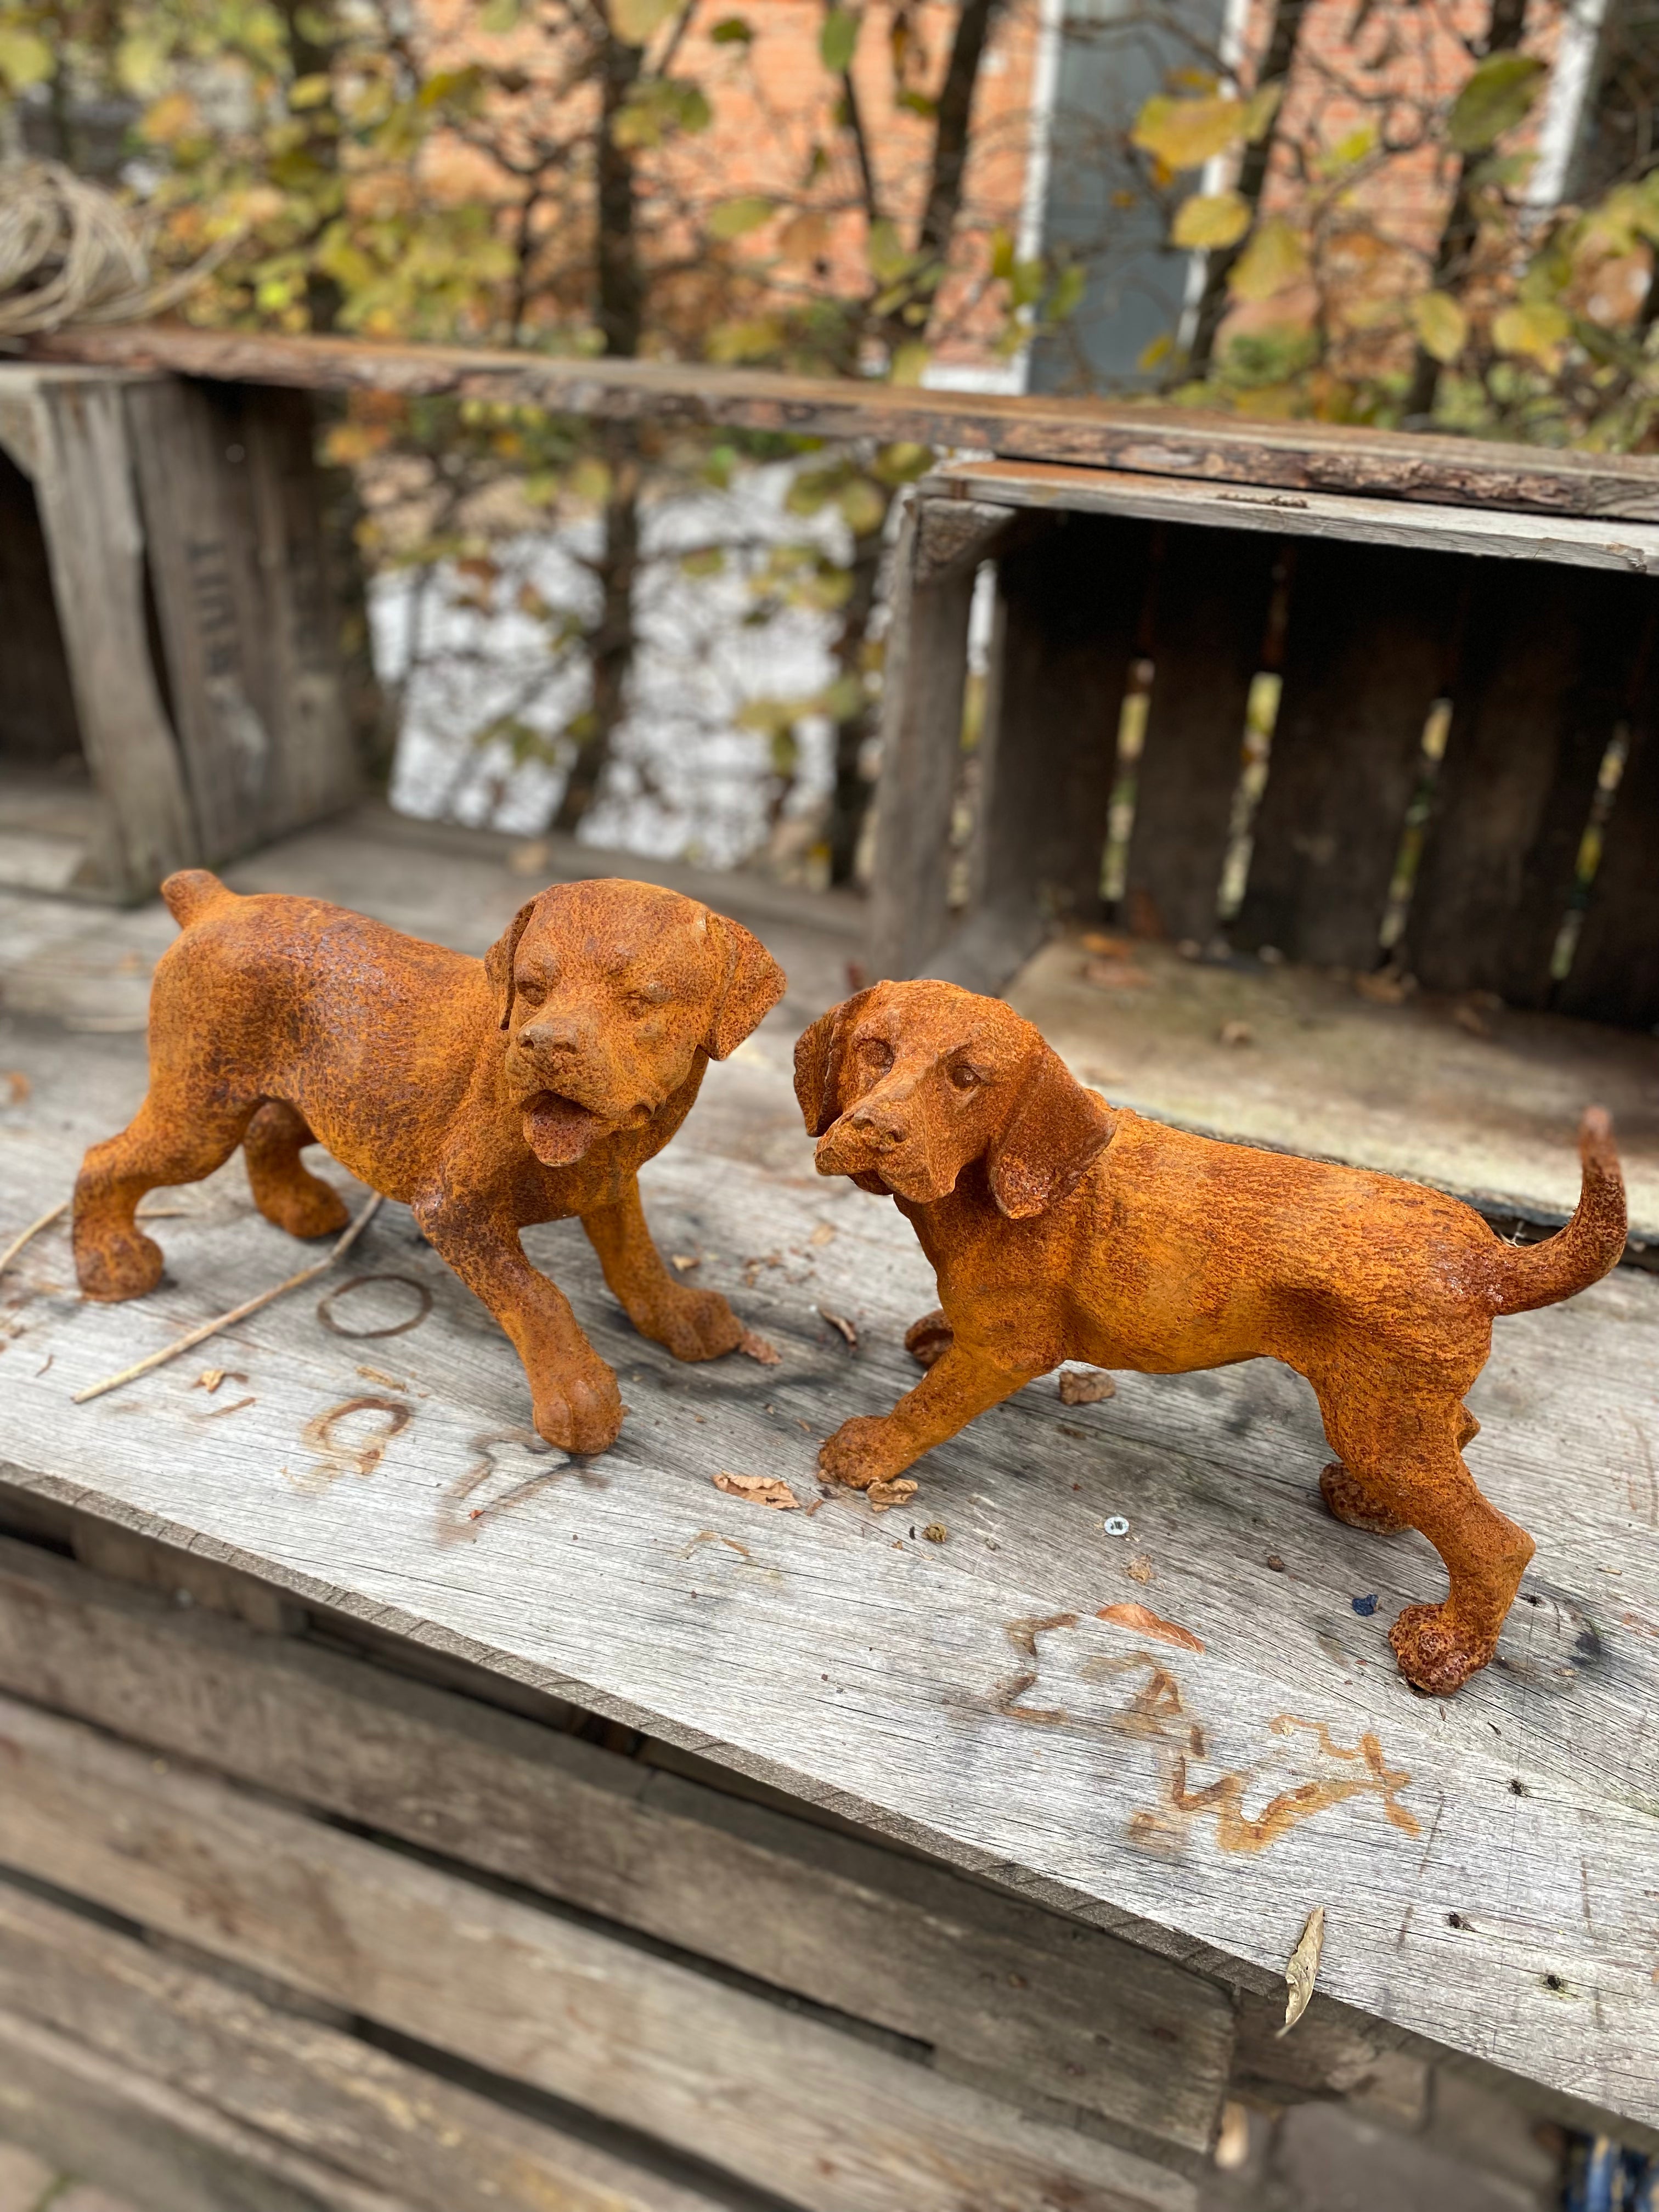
519, 1015, 585, 1057
850, 1102, 907, 1147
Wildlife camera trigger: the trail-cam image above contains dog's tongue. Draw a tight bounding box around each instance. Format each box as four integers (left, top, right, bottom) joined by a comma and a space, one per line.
523, 1091, 603, 1167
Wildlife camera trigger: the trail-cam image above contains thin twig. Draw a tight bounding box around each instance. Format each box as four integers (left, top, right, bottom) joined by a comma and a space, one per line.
73, 1194, 384, 1406
0, 1200, 67, 1282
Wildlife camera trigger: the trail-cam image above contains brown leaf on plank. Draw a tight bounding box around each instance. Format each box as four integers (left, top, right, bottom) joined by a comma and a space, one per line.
738, 1327, 781, 1365
1279, 1906, 1327, 2036
818, 1306, 858, 1349
867, 1477, 918, 1514
1058, 1367, 1115, 1405
713, 1471, 800, 1510
1082, 959, 1151, 991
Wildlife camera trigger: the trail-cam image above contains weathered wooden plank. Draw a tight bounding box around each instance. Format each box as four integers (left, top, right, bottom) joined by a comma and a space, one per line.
2, 369, 198, 896
866, 509, 979, 981
0, 1883, 733, 2212
0, 1534, 1229, 2163
2, 1098, 1658, 2135
1406, 565, 1644, 1005
1232, 543, 1460, 966
927, 462, 1659, 573
0, 1694, 1193, 2212
0, 2004, 415, 2212
32, 324, 1659, 523
1556, 640, 1659, 1029
1121, 526, 1277, 945
973, 514, 1150, 934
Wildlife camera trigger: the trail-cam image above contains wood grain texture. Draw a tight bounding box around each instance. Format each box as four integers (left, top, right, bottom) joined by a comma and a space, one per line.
32, 325, 1659, 522
1122, 527, 1277, 945
976, 515, 1149, 929
1406, 565, 1642, 1005
0, 1883, 733, 2212
928, 461, 1659, 569
1232, 543, 1460, 966
0, 1694, 1192, 2212
0, 1534, 1230, 2163
867, 508, 980, 981
0, 369, 198, 895
0, 2004, 416, 2212
0, 1113, 1656, 2132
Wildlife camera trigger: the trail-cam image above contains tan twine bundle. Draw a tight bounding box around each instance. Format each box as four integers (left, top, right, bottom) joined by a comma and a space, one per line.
0, 158, 233, 337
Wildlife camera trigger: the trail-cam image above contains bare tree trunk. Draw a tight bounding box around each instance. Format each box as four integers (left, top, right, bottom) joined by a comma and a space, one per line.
555, 26, 645, 836
1401, 0, 1530, 422
1187, 0, 1313, 377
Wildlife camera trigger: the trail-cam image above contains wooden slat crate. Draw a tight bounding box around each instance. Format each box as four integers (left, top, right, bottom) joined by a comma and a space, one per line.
871, 460, 1659, 1030
0, 365, 360, 901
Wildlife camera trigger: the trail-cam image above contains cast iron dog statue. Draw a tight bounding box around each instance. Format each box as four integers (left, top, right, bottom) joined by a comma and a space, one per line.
75, 870, 785, 1453
794, 978, 1626, 1695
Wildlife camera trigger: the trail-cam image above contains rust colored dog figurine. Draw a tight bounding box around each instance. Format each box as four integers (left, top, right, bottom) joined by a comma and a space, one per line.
75, 871, 785, 1452
795, 979, 1627, 1695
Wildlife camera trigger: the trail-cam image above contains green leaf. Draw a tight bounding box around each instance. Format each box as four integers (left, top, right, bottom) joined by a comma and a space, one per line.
0, 26, 54, 89
887, 342, 929, 387
611, 0, 678, 44
866, 216, 910, 285
1171, 190, 1251, 249
839, 477, 888, 532
1410, 290, 1468, 364
1243, 78, 1282, 143
711, 15, 754, 41
1130, 94, 1245, 172
289, 71, 334, 108
479, 0, 521, 29
820, 5, 859, 73
708, 194, 775, 240
988, 227, 1015, 281
1448, 52, 1546, 154
1047, 262, 1086, 321
1227, 218, 1308, 301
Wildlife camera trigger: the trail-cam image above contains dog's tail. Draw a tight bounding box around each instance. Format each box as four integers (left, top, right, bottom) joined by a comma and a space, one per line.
1489, 1108, 1626, 1314
161, 868, 237, 931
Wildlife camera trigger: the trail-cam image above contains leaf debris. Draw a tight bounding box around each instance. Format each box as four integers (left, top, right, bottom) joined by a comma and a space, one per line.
1279, 1906, 1327, 2036
713, 1470, 800, 1510
818, 1306, 858, 1349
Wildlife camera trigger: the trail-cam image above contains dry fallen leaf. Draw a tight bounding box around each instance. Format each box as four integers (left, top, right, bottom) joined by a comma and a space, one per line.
1127, 1553, 1155, 1583
1355, 969, 1417, 1006
923, 1522, 948, 1543
1218, 1020, 1253, 1048
818, 1306, 858, 1350
1058, 1367, 1115, 1406
670, 1253, 701, 1272
1082, 958, 1151, 991
808, 1222, 836, 1246
738, 1327, 781, 1365
1080, 931, 1131, 958
0, 1071, 30, 1104
1452, 1001, 1492, 1038
867, 1478, 918, 1514
1279, 1905, 1326, 2035
713, 1471, 800, 1510
1096, 1601, 1204, 1652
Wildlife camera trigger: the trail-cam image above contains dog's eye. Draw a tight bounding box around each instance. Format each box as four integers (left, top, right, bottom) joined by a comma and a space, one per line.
857, 1037, 894, 1071
949, 1063, 984, 1092
630, 983, 671, 1012
515, 976, 546, 1009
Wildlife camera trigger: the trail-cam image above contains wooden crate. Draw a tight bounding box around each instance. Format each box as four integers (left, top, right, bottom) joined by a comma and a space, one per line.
0, 365, 360, 901
870, 460, 1659, 1031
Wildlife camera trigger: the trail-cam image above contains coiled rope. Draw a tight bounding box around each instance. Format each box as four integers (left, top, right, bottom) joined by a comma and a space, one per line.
0, 158, 232, 337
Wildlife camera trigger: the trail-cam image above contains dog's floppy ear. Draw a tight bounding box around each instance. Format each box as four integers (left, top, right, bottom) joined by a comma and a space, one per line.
703, 913, 787, 1060
793, 988, 876, 1137
485, 896, 540, 1032
986, 1043, 1114, 1220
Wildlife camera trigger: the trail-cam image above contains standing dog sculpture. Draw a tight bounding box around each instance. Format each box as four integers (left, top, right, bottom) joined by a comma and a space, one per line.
794, 979, 1626, 1695
75, 871, 785, 1453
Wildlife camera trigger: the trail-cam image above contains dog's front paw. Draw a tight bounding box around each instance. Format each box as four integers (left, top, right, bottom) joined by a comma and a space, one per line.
75, 1227, 164, 1303
1389, 1601, 1494, 1696
533, 1360, 625, 1456
642, 1283, 743, 1363
819, 1415, 912, 1490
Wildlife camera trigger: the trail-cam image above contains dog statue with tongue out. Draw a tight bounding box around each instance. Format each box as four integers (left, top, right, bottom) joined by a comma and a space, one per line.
73, 871, 785, 1454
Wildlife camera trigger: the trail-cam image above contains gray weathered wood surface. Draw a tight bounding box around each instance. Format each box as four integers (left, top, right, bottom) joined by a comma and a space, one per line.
926, 459, 1659, 570
0, 1534, 1232, 2164
32, 323, 1659, 522
1, 1088, 1657, 2132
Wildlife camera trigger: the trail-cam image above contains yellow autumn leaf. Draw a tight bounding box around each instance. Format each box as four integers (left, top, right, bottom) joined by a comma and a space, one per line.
1410, 291, 1468, 363
0, 26, 52, 89
780, 210, 831, 262
888, 342, 929, 387
140, 90, 201, 144
1243, 78, 1283, 142
611, 0, 677, 43
1131, 94, 1245, 172
1493, 300, 1571, 367
1228, 218, 1308, 301
1171, 190, 1251, 249
708, 195, 775, 241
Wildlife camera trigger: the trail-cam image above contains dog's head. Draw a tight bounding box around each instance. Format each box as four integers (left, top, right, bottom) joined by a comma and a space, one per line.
794, 980, 1114, 1218
486, 879, 785, 1167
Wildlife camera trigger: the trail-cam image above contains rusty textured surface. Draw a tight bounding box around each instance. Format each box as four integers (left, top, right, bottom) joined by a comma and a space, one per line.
72, 871, 784, 1454
794, 980, 1627, 1696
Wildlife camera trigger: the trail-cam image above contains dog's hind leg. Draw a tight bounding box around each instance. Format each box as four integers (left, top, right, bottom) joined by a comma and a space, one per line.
74, 1092, 259, 1301
1319, 1377, 1531, 1695
244, 1101, 350, 1240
